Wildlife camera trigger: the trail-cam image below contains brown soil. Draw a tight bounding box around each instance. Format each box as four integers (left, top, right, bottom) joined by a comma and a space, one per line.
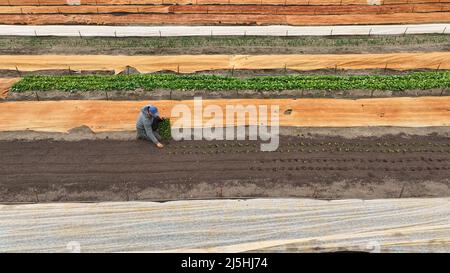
0, 134, 449, 202
0, 69, 113, 78
0, 77, 19, 100
7, 87, 449, 101
2, 126, 449, 141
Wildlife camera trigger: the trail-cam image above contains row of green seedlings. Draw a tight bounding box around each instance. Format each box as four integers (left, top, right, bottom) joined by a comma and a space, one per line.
170, 142, 257, 149
167, 148, 450, 155
167, 142, 258, 154
167, 146, 450, 154
261, 157, 450, 164
248, 166, 448, 172
167, 149, 257, 155
168, 141, 449, 149
11, 72, 450, 92
288, 141, 449, 147
278, 147, 450, 153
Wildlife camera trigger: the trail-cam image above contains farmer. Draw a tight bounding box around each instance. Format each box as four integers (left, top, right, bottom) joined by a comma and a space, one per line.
136, 104, 164, 148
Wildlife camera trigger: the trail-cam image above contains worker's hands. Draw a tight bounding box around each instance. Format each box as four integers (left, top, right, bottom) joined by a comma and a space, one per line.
156, 142, 164, 149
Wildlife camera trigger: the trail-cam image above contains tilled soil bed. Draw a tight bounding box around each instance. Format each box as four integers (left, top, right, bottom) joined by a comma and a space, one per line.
6, 88, 449, 101
1, 134, 449, 202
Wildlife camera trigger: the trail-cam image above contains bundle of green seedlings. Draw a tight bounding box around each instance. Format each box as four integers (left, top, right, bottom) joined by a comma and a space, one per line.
158, 118, 172, 141
11, 72, 450, 92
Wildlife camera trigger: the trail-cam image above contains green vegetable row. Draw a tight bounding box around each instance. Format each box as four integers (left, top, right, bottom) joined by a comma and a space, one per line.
11, 72, 450, 92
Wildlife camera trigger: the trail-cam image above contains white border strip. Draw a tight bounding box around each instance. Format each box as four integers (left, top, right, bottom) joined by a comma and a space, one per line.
1, 198, 450, 252
0, 24, 448, 37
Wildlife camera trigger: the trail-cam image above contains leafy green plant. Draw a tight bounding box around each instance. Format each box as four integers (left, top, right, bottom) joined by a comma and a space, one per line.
158, 118, 171, 141
11, 72, 450, 93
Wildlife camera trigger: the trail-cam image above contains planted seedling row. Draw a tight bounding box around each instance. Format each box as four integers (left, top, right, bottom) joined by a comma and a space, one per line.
259, 157, 450, 164
12, 72, 450, 92
249, 165, 448, 172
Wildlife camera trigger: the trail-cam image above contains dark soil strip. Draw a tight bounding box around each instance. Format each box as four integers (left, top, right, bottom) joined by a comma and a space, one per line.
1, 135, 449, 202
0, 35, 449, 55
2, 68, 444, 78
7, 87, 448, 101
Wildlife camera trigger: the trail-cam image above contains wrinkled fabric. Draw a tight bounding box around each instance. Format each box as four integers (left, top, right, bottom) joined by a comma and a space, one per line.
0, 198, 449, 252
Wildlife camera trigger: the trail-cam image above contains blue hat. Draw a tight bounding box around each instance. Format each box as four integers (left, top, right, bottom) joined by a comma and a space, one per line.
148, 105, 159, 117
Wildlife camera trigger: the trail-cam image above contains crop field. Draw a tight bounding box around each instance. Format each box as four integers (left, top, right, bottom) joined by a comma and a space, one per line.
0, 0, 449, 255
11, 73, 450, 92
1, 135, 449, 202
2, 72, 448, 100
0, 30, 448, 202
1, 0, 450, 25
0, 0, 450, 254
0, 95, 449, 203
